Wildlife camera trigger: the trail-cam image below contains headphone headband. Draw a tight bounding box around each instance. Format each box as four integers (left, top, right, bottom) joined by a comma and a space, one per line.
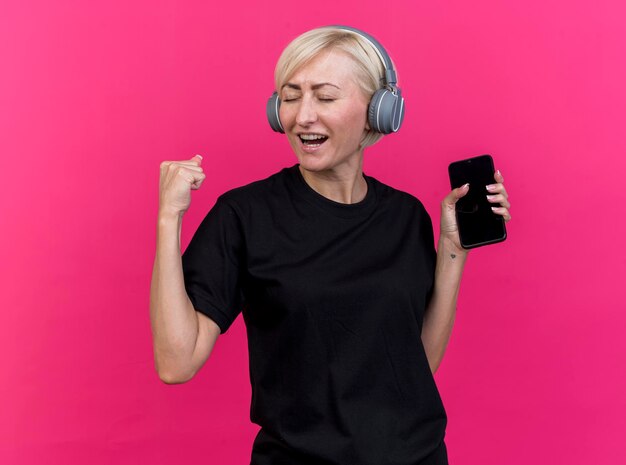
325, 25, 398, 87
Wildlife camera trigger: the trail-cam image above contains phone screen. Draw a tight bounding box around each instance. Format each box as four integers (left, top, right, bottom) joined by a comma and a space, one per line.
448, 154, 507, 249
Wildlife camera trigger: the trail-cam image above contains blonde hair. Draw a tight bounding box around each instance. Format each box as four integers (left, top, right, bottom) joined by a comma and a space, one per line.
274, 26, 396, 150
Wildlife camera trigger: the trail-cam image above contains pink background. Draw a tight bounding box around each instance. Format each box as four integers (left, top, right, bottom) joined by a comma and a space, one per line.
1, 0, 624, 464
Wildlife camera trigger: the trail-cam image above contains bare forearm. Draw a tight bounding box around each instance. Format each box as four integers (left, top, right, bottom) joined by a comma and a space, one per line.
421, 236, 468, 373
149, 210, 199, 381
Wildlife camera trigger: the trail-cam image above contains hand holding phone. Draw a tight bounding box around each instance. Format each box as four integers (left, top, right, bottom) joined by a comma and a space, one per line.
448, 154, 508, 249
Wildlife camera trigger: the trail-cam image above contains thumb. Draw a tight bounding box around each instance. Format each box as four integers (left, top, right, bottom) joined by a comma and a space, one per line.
446, 183, 470, 205
192, 154, 203, 164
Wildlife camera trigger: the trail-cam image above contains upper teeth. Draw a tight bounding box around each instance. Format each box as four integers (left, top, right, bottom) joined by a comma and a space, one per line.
300, 134, 326, 140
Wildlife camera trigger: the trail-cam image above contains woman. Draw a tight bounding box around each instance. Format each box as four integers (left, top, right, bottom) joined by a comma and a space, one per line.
150, 25, 511, 465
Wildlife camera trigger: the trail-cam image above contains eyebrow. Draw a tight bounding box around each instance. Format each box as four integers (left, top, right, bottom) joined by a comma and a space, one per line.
281, 82, 341, 90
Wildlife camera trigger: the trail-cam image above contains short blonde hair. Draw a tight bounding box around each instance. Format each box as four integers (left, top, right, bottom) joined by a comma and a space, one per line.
274, 26, 396, 150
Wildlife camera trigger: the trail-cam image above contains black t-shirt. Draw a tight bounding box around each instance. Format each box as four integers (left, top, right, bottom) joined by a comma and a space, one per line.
182, 163, 448, 465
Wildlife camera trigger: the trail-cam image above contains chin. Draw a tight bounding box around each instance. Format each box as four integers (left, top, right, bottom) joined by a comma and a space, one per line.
296, 155, 331, 172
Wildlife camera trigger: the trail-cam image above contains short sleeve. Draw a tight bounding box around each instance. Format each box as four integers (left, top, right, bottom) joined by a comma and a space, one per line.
181, 195, 246, 334
419, 203, 437, 306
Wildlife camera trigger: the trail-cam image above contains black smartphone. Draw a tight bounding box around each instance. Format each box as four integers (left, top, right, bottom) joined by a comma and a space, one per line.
448, 154, 507, 249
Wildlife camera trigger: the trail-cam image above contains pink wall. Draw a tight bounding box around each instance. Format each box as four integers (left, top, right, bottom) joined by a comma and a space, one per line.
2, 0, 624, 464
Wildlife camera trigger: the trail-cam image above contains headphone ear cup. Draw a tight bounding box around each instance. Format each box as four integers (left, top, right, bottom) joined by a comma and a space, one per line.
266, 92, 284, 133
367, 89, 386, 133
367, 89, 405, 134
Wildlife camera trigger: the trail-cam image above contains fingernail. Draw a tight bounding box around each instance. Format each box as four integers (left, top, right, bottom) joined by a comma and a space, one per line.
496, 169, 501, 176
195, 154, 203, 160
463, 183, 469, 190
486, 184, 496, 191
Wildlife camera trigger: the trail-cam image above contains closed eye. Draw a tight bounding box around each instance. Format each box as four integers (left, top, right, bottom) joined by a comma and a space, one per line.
281, 97, 335, 102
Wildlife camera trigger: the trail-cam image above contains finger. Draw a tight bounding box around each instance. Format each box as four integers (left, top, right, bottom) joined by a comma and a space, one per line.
168, 154, 204, 166
494, 169, 504, 183
190, 173, 206, 190
491, 206, 511, 222
443, 183, 470, 206
176, 155, 203, 166
486, 182, 508, 199
173, 160, 202, 166
161, 164, 204, 177
455, 183, 470, 199
178, 165, 203, 172
176, 168, 204, 185
486, 193, 510, 209
161, 159, 203, 168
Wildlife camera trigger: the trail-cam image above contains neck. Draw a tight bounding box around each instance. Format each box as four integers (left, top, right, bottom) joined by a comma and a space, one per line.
298, 160, 367, 204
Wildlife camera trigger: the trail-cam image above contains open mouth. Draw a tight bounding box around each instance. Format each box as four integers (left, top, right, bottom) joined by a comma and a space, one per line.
298, 134, 328, 147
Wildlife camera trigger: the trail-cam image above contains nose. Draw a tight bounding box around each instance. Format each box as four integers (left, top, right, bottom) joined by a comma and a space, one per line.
295, 95, 318, 126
